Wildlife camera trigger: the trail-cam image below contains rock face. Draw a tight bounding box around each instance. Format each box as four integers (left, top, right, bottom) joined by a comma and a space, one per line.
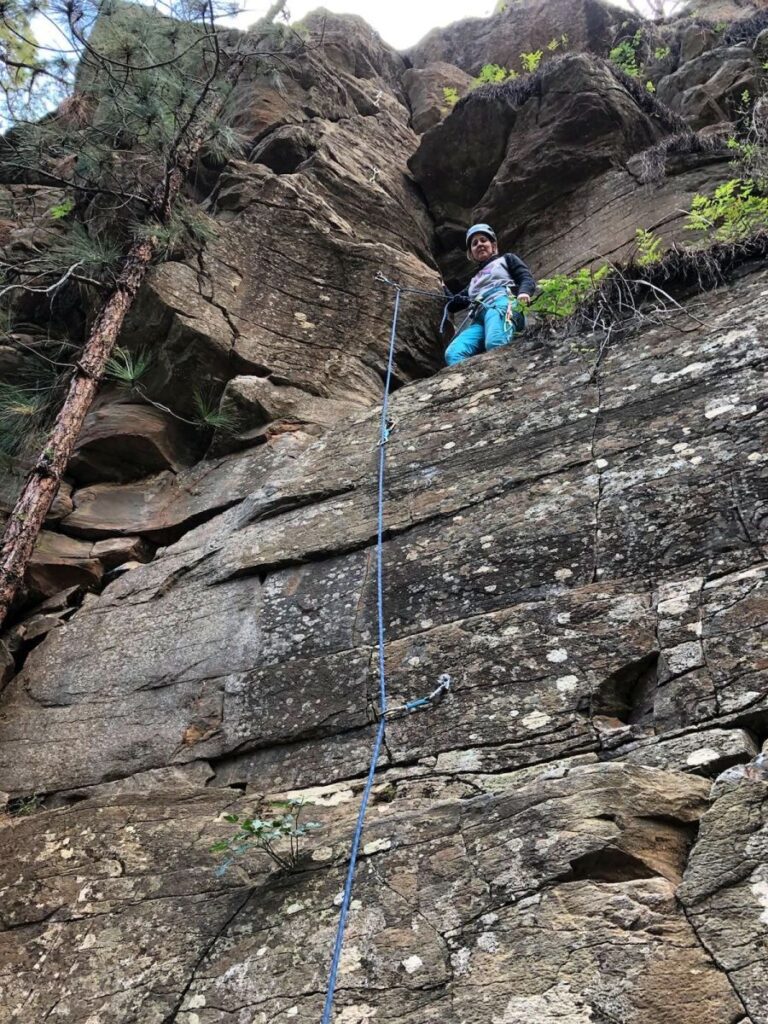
2, 3, 768, 1023
120, 11, 442, 422
407, 0, 622, 74
410, 53, 736, 281
69, 399, 197, 484
403, 62, 474, 134
656, 44, 764, 127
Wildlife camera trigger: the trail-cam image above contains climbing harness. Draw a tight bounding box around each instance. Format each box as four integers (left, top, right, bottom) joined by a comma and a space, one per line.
453, 288, 526, 340
320, 275, 449, 1024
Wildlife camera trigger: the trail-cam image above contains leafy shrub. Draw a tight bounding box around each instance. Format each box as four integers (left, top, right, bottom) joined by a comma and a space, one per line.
212, 798, 321, 875
686, 178, 768, 241
530, 265, 610, 317
473, 62, 518, 85
610, 31, 643, 78
520, 50, 543, 73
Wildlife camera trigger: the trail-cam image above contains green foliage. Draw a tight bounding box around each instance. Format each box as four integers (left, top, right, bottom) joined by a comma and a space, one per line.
686, 178, 768, 241
645, 80, 656, 94
0, 0, 44, 115
0, 380, 49, 458
545, 34, 568, 52
203, 122, 246, 165
193, 387, 235, 431
443, 86, 459, 109
6, 793, 44, 816
610, 31, 643, 78
37, 224, 122, 283
520, 50, 543, 74
634, 227, 663, 266
530, 265, 610, 318
212, 798, 321, 874
49, 198, 75, 220
135, 204, 217, 261
105, 347, 151, 387
473, 62, 518, 85
654, 45, 671, 60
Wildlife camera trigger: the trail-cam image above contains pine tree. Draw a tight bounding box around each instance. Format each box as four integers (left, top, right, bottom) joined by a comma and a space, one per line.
0, 0, 300, 627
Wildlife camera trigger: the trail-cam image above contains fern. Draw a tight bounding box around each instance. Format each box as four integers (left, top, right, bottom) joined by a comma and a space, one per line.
634, 227, 663, 266
686, 178, 768, 241
520, 50, 543, 74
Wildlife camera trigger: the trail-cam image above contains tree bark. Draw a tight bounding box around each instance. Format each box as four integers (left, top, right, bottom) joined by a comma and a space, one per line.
0, 237, 156, 627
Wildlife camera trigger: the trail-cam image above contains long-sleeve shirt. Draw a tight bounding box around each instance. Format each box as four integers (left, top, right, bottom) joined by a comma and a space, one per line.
446, 253, 536, 312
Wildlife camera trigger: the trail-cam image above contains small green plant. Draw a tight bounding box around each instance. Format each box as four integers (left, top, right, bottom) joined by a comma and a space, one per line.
546, 35, 568, 52
49, 198, 75, 220
212, 798, 321, 874
610, 30, 643, 78
530, 265, 610, 317
686, 178, 768, 241
7, 793, 44, 816
443, 86, 459, 109
645, 80, 656, 93
634, 227, 663, 266
193, 387, 235, 431
473, 62, 518, 85
654, 45, 671, 60
105, 347, 151, 388
520, 50, 544, 73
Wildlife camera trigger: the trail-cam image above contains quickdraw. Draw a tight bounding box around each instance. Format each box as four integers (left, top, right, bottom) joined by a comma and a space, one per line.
373, 673, 453, 722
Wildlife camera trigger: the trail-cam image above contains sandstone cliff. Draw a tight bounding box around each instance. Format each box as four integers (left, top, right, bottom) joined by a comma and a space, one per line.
1, 3, 767, 1023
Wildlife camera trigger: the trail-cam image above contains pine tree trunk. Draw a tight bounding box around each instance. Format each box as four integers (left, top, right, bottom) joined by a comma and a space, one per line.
0, 2, 288, 630
0, 237, 156, 628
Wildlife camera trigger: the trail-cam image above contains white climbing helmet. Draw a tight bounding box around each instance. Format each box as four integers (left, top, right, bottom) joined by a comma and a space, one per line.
465, 223, 497, 248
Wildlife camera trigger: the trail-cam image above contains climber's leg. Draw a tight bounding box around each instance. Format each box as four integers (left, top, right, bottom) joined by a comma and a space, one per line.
445, 320, 484, 365
483, 294, 521, 352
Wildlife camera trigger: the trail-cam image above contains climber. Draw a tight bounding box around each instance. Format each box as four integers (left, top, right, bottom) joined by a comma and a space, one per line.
443, 224, 536, 366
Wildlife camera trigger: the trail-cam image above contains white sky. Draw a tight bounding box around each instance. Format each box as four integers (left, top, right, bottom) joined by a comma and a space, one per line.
235, 1, 501, 50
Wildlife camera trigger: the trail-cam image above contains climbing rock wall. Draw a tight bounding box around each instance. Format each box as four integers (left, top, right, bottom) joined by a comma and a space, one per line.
1, 3, 768, 1024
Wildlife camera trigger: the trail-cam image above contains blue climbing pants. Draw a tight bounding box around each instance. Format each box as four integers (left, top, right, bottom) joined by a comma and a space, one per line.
445, 291, 524, 366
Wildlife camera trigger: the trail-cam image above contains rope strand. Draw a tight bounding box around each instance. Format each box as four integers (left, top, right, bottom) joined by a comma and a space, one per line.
320, 286, 401, 1024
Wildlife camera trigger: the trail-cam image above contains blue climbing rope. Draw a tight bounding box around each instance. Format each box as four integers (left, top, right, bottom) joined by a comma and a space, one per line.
319, 285, 401, 1024
320, 276, 451, 1024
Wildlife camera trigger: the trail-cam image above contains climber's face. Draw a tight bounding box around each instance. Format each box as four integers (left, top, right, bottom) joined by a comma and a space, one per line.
469, 233, 497, 262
